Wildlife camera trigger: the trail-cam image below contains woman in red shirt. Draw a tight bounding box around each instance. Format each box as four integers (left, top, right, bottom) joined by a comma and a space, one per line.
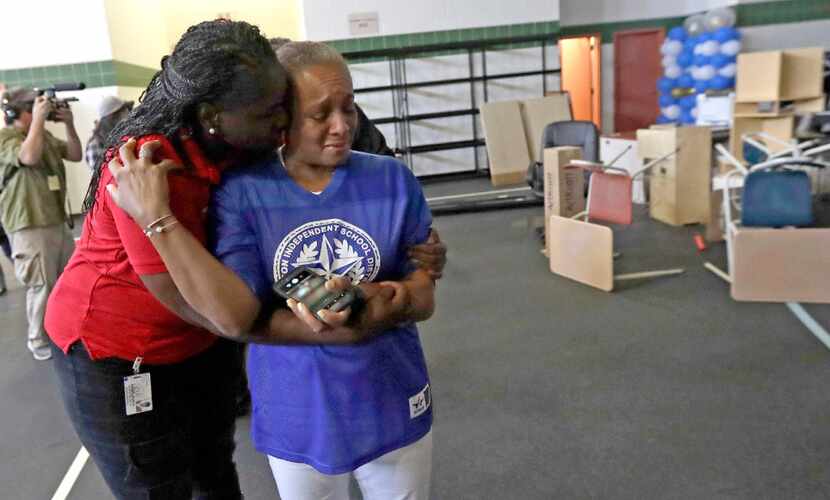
45, 20, 445, 499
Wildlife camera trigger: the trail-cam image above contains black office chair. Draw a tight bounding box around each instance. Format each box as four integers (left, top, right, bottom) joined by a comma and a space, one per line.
527, 120, 600, 198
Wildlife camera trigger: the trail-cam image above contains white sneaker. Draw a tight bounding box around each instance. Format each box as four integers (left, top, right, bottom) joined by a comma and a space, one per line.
32, 345, 52, 361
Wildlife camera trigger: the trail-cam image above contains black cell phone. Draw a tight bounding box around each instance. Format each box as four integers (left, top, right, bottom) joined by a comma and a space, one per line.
273, 266, 358, 320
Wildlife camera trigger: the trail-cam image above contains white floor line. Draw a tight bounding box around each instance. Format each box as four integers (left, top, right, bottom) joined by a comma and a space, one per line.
51, 446, 89, 500
426, 187, 531, 203
786, 303, 830, 351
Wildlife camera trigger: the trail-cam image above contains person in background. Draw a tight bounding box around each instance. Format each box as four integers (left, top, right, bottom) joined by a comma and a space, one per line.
84, 95, 133, 172
0, 87, 80, 360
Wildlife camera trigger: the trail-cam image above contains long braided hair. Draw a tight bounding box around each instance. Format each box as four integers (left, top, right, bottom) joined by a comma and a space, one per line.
83, 19, 278, 212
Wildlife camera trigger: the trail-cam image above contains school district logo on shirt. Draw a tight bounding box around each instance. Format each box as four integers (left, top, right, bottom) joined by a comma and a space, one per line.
273, 219, 381, 284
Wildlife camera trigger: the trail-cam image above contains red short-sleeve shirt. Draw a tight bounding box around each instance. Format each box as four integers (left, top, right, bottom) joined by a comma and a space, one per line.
45, 133, 224, 364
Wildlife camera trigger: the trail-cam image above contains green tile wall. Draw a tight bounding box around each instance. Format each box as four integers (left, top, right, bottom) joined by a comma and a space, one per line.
0, 61, 117, 90
736, 0, 830, 26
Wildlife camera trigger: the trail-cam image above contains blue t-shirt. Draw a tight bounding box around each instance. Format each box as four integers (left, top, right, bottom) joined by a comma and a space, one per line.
210, 151, 434, 474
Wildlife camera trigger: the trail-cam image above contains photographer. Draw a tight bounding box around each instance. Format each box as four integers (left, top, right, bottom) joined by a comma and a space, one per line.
0, 87, 79, 360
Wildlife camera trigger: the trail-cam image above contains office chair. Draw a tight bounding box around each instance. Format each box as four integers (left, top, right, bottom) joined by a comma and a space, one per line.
528, 120, 599, 198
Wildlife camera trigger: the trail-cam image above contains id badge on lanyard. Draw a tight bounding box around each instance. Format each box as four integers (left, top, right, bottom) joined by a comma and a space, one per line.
124, 357, 153, 416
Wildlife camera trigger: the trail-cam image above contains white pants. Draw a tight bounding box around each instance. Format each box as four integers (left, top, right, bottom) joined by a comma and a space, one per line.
268, 431, 433, 500
10, 224, 74, 351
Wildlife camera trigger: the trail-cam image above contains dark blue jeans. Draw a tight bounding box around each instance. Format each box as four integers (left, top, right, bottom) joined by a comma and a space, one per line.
51, 338, 243, 499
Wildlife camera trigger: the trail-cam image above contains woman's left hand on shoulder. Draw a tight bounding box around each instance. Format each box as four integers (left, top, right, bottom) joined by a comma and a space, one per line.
106, 139, 183, 227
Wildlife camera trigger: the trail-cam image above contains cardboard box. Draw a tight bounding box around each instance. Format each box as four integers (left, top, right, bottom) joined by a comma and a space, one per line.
543, 146, 584, 216
637, 126, 712, 226
729, 115, 795, 162
480, 94, 573, 186
521, 94, 573, 163
732, 95, 825, 118
735, 47, 825, 104
480, 101, 531, 186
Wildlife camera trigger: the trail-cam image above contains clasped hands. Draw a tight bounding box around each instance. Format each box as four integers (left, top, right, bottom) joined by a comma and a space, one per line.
286, 276, 413, 344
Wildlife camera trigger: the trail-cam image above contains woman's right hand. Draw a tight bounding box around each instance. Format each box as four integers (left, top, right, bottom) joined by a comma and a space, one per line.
106, 139, 183, 227
285, 278, 399, 344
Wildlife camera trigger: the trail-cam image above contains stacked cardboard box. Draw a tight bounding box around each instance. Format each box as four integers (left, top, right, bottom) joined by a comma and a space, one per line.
480, 94, 572, 186
731, 47, 826, 161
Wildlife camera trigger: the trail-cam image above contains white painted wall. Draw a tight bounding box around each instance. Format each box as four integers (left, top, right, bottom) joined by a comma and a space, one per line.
303, 0, 559, 40
0, 0, 113, 70
740, 19, 830, 51
559, 0, 738, 26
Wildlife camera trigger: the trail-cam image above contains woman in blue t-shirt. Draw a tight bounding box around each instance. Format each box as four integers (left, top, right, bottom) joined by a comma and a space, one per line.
108, 41, 440, 499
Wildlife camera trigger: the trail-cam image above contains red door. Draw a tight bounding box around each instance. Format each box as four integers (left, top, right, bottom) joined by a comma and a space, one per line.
614, 28, 665, 133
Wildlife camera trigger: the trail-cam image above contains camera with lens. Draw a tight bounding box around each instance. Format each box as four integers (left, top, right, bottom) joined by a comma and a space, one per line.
33, 82, 86, 121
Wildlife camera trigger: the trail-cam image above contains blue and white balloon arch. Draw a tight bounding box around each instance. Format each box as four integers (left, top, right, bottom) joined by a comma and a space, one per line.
657, 7, 741, 125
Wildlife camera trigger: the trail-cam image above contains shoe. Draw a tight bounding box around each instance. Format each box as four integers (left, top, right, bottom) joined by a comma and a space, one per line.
31, 345, 52, 361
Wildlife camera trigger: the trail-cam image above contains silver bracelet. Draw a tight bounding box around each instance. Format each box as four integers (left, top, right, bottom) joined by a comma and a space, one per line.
143, 215, 179, 238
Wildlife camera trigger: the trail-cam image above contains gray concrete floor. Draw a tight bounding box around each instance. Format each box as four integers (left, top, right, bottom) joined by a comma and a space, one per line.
1, 185, 830, 499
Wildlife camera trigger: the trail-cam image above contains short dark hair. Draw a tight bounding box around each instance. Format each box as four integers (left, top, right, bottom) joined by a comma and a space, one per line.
84, 19, 281, 212
1, 88, 36, 125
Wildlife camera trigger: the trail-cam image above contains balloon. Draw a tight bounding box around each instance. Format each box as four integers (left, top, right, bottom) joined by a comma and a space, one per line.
691, 107, 699, 119
699, 40, 721, 56
713, 26, 740, 43
677, 51, 694, 67
665, 65, 683, 79
697, 65, 716, 80
693, 44, 704, 55
704, 7, 736, 31
718, 62, 737, 78
710, 53, 731, 68
721, 39, 741, 56
694, 54, 711, 67
725, 77, 736, 89
662, 105, 681, 120
677, 74, 694, 88
668, 26, 687, 41
659, 93, 676, 107
679, 95, 697, 110
684, 14, 706, 37
657, 77, 676, 93
710, 75, 730, 90
664, 40, 683, 56
683, 37, 699, 52
662, 55, 677, 68
698, 32, 713, 42
655, 115, 672, 125
694, 80, 709, 93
